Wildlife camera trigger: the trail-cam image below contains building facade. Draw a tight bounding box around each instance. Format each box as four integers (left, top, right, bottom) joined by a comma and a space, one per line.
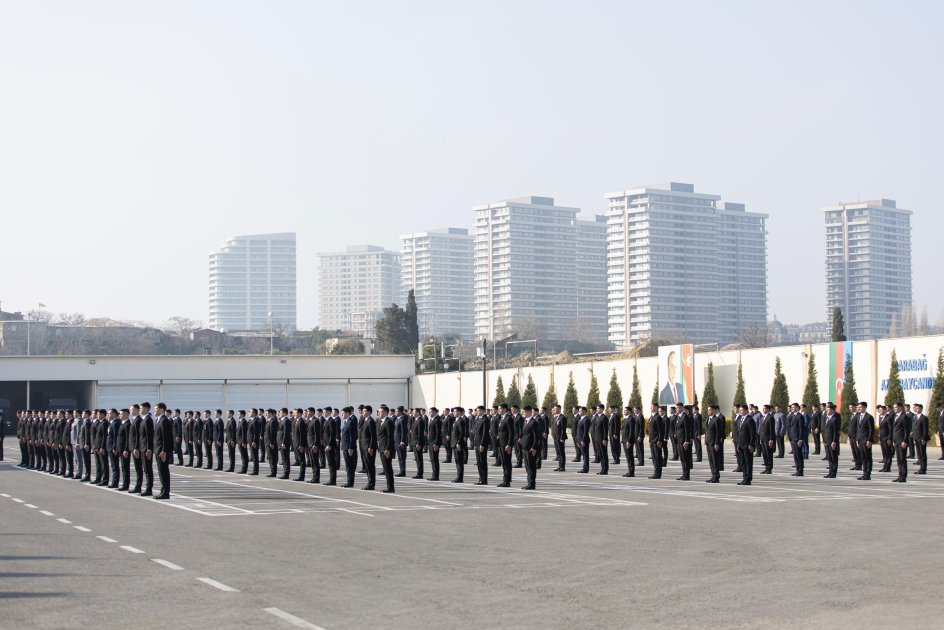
824, 198, 913, 341
575, 215, 609, 342
318, 245, 401, 336
400, 228, 474, 340
208, 233, 297, 333
605, 182, 768, 349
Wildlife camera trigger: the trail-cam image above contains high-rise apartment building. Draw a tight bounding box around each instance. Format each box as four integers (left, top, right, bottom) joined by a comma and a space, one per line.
318, 245, 400, 336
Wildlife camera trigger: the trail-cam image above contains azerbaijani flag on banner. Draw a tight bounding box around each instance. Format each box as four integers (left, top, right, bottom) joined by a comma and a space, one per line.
680, 343, 694, 404
828, 341, 853, 404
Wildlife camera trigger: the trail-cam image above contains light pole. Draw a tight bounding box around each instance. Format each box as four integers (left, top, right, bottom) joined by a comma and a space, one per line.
268, 312, 274, 356
481, 338, 487, 408
26, 302, 44, 409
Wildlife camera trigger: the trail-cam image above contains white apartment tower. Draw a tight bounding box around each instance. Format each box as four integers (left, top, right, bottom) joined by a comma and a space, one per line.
605, 183, 768, 349
400, 228, 474, 340
576, 215, 609, 343
208, 232, 297, 333
318, 245, 400, 336
824, 198, 913, 341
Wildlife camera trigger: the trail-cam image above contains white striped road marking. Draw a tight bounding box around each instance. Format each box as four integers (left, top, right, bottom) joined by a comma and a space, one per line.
57, 518, 71, 524
120, 545, 145, 554
0, 493, 9, 498
25, 503, 38, 508
263, 607, 326, 629
151, 559, 184, 571
196, 577, 239, 592
74, 526, 92, 532
40, 510, 54, 516
96, 536, 117, 543
12, 498, 24, 503
337, 508, 374, 517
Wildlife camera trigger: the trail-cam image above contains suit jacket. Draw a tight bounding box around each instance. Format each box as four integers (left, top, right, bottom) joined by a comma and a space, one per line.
359, 416, 378, 451
139, 414, 155, 452
277, 416, 293, 449
107, 418, 120, 451
759, 413, 776, 442
848, 413, 860, 441
675, 411, 694, 444
551, 413, 567, 441
341, 416, 358, 450
856, 412, 875, 443
306, 416, 322, 449
892, 412, 908, 443
394, 414, 409, 445
809, 410, 822, 432
489, 414, 500, 444
264, 416, 279, 447
520, 416, 540, 451
472, 415, 491, 448
318, 416, 335, 450
213, 417, 225, 442
117, 420, 131, 453
225, 418, 237, 443
428, 414, 443, 446
512, 413, 523, 441
659, 381, 685, 405
692, 412, 703, 437
607, 413, 620, 440
155, 414, 174, 456
497, 413, 515, 448
172, 416, 183, 443
292, 417, 307, 449
201, 418, 213, 442
823, 413, 841, 444
878, 413, 892, 441
451, 415, 468, 446
621, 414, 636, 442
590, 413, 607, 442
443, 414, 455, 444
378, 416, 395, 452
648, 414, 665, 443
705, 414, 722, 447
913, 414, 930, 442
735, 414, 756, 449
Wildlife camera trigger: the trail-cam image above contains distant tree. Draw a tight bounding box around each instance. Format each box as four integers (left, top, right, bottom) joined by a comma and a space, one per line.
605, 369, 623, 410
831, 307, 846, 342
737, 324, 769, 349
769, 357, 790, 410
586, 373, 601, 408
701, 362, 719, 417
929, 348, 944, 436
733, 361, 747, 407
651, 382, 659, 406
492, 376, 506, 407
521, 374, 539, 409
163, 316, 200, 335
839, 355, 858, 435
56, 312, 86, 326
563, 372, 579, 421
405, 290, 419, 352
901, 304, 915, 337
918, 306, 929, 336
375, 303, 412, 354
888, 312, 899, 339
884, 349, 905, 407
542, 377, 559, 412
506, 375, 522, 408
330, 338, 364, 355
802, 354, 821, 411
628, 363, 643, 410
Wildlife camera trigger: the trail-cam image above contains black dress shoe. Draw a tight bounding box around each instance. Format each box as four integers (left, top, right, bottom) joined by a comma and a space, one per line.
382, 488, 395, 493
596, 471, 608, 475
428, 477, 439, 481
361, 485, 374, 491
733, 468, 742, 473
395, 473, 406, 477
324, 481, 337, 486
141, 490, 153, 497
737, 481, 751, 485
340, 483, 353, 488
279, 475, 289, 480
577, 469, 588, 474
496, 483, 509, 488
358, 468, 366, 473
475, 481, 487, 485
648, 475, 660, 479
451, 479, 462, 483
154, 494, 169, 500
412, 475, 423, 479
622, 473, 633, 477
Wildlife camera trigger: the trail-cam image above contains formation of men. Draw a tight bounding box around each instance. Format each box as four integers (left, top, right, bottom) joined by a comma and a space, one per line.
12, 399, 942, 494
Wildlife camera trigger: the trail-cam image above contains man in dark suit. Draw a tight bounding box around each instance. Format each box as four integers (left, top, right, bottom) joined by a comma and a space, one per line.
636, 407, 647, 466
394, 406, 409, 477
305, 407, 322, 484
340, 407, 358, 487
490, 407, 502, 466
291, 408, 307, 482
172, 409, 183, 466
212, 410, 224, 471
788, 403, 807, 477
937, 403, 944, 461
848, 404, 862, 471
451, 407, 468, 483
321, 408, 338, 485
759, 405, 776, 474
251, 409, 265, 475
732, 410, 743, 474
876, 405, 892, 473
235, 410, 248, 474
692, 406, 703, 463
107, 409, 120, 488
608, 405, 621, 466
575, 408, 591, 474
377, 405, 395, 493
675, 405, 695, 481
128, 405, 142, 490
512, 405, 524, 468
550, 405, 567, 472
116, 409, 131, 491
472, 405, 491, 485
443, 408, 455, 464
734, 404, 756, 485
410, 409, 426, 479
913, 403, 930, 475
809, 404, 822, 455
659, 350, 685, 405
427, 407, 443, 481
264, 409, 279, 477
591, 405, 609, 475
891, 403, 909, 482
823, 403, 841, 478
905, 404, 916, 459
224, 410, 237, 473
855, 402, 874, 480
647, 406, 666, 479
183, 411, 194, 467
519, 405, 540, 490
496, 403, 514, 487
153, 403, 173, 500
359, 406, 378, 491
620, 406, 636, 477
138, 403, 155, 496
705, 405, 722, 483
667, 406, 678, 462
276, 408, 293, 480
192, 412, 205, 469
570, 406, 582, 464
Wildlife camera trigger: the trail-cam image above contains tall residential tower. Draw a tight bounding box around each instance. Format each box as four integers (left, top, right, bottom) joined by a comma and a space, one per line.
318, 245, 400, 337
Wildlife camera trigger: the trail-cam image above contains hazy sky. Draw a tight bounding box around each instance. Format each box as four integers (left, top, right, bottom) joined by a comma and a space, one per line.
2, 0, 942, 330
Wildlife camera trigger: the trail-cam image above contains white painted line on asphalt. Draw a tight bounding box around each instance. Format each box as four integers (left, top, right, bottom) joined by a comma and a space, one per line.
57, 518, 72, 524
96, 536, 117, 543
197, 577, 239, 592
120, 545, 145, 554
1, 493, 10, 497
40, 510, 54, 516
151, 559, 184, 571
25, 503, 38, 508
74, 526, 92, 532
263, 607, 326, 629
338, 508, 374, 517
12, 498, 24, 503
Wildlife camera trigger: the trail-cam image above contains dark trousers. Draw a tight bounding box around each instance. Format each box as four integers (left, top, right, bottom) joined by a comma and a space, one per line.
65, 447, 74, 475
204, 442, 214, 469
142, 455, 153, 491
362, 449, 375, 486
215, 443, 223, 469
194, 443, 203, 468
157, 457, 170, 496
501, 446, 512, 485
860, 444, 872, 477
344, 448, 356, 486
325, 448, 337, 484
186, 441, 194, 466
598, 442, 609, 473
791, 440, 803, 475
734, 444, 744, 471
776, 435, 785, 457
693, 436, 702, 462
826, 444, 839, 477
579, 442, 591, 473
916, 441, 927, 473
109, 453, 119, 485
238, 445, 248, 472
879, 440, 892, 470
381, 452, 394, 490
100, 450, 110, 481
895, 444, 908, 480
850, 439, 861, 468
429, 446, 440, 479
309, 448, 321, 482
444, 440, 452, 463
294, 448, 306, 479
175, 441, 183, 465
760, 442, 774, 472
679, 443, 692, 478
93, 451, 103, 481
649, 442, 663, 478
740, 447, 753, 483
267, 447, 278, 475
251, 446, 260, 474
907, 436, 915, 459
454, 446, 464, 480
227, 445, 236, 471
812, 432, 821, 454
413, 447, 424, 477
610, 437, 621, 463
131, 454, 142, 489
476, 447, 488, 483
279, 447, 291, 478
623, 443, 635, 475
670, 436, 678, 460
523, 447, 536, 487
636, 440, 645, 466
554, 439, 566, 468
120, 454, 130, 488
396, 444, 407, 474
707, 444, 720, 480
514, 442, 523, 467
20, 441, 27, 465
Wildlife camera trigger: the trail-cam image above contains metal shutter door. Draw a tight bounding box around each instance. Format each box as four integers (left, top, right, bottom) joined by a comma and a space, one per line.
161, 381, 225, 412
287, 382, 348, 410
96, 382, 161, 409
348, 380, 408, 408
225, 382, 286, 411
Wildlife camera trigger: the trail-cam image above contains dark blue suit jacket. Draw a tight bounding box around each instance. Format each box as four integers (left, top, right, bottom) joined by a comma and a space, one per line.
340, 417, 358, 450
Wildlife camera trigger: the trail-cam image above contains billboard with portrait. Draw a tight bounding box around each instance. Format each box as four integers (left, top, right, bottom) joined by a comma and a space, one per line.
658, 344, 694, 406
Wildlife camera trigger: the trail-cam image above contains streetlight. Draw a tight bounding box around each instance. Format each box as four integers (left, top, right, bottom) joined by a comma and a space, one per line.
26, 302, 44, 409
268, 311, 274, 356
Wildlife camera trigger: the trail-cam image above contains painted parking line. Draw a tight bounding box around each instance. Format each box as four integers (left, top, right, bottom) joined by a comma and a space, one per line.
57, 518, 72, 524
197, 577, 239, 592
97, 536, 118, 543
40, 510, 55, 516
263, 607, 326, 629
74, 526, 92, 532
151, 558, 184, 571
121, 545, 145, 554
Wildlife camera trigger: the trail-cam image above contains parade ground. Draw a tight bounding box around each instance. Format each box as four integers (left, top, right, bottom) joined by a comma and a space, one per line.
2, 444, 942, 629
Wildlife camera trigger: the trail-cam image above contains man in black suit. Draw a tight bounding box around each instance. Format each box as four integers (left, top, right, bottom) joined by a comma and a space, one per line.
735, 404, 755, 485
496, 403, 514, 487
608, 405, 621, 465
759, 405, 776, 475
822, 403, 841, 478
937, 403, 944, 461
277, 408, 293, 480
359, 405, 378, 491
443, 409, 454, 465
410, 409, 426, 479
305, 407, 322, 484
891, 403, 909, 482
394, 406, 409, 477
692, 406, 703, 463
138, 403, 155, 496
809, 404, 822, 455
264, 409, 279, 477
172, 409, 183, 466
550, 405, 567, 472
451, 407, 468, 483
340, 407, 358, 487
472, 406, 491, 485
636, 406, 648, 466
570, 406, 582, 464
591, 405, 609, 475
153, 403, 173, 500
321, 408, 338, 485
128, 405, 142, 490
427, 407, 443, 481
183, 411, 194, 467
575, 408, 591, 474
512, 405, 524, 468
647, 406, 666, 479
620, 406, 636, 477
667, 406, 678, 462
291, 408, 307, 482
519, 405, 540, 490
876, 405, 892, 473
490, 407, 502, 466
855, 402, 874, 480
704, 405, 722, 483
678, 405, 696, 480
732, 410, 743, 474
235, 410, 248, 474
912, 403, 930, 475
377, 405, 395, 493
788, 403, 806, 477
251, 409, 265, 475
224, 410, 237, 473
107, 409, 120, 488
116, 409, 131, 491
213, 410, 225, 471
192, 412, 205, 469
905, 404, 916, 459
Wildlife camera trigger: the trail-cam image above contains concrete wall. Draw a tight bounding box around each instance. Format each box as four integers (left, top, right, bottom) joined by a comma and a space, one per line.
412, 335, 944, 412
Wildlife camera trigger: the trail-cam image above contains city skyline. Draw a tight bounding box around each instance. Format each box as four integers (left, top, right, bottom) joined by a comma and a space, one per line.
1, 2, 941, 331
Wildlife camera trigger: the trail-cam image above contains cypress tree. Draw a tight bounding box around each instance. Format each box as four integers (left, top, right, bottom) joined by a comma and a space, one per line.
563, 372, 579, 421
522, 374, 538, 409
701, 362, 719, 417
733, 361, 747, 407
506, 375, 522, 408
769, 357, 790, 410
651, 382, 659, 406
831, 307, 846, 342
586, 373, 602, 409
628, 363, 643, 410
802, 354, 820, 411
839, 355, 858, 435
606, 369, 623, 410
542, 377, 559, 412
884, 349, 905, 407
492, 376, 506, 407
929, 348, 944, 436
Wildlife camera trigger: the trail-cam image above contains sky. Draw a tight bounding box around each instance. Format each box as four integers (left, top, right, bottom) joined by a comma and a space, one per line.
2, 0, 942, 330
